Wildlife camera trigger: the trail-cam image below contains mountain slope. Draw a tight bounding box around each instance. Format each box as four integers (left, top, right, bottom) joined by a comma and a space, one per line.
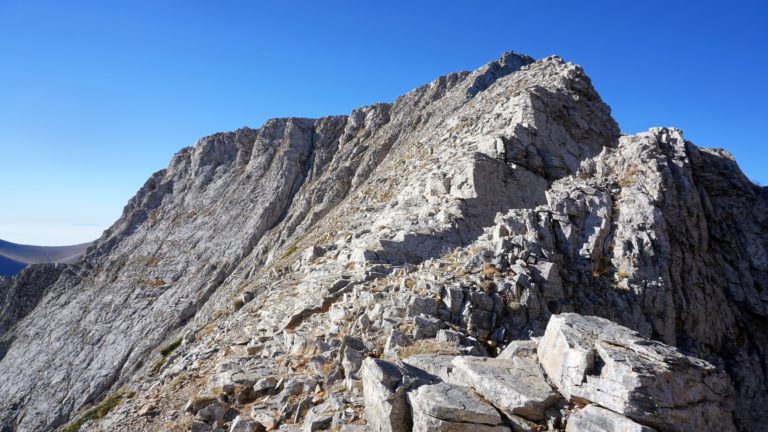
0, 53, 764, 432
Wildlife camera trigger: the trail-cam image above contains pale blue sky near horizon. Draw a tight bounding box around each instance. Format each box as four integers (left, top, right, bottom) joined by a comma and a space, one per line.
1, 1, 766, 245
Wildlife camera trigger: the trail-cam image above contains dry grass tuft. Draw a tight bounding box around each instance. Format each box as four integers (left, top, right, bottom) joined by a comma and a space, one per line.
397, 339, 460, 359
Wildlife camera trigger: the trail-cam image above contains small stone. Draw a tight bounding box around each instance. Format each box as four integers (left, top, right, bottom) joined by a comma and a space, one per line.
191, 420, 212, 432
251, 411, 277, 430
436, 329, 462, 344
302, 409, 333, 432
229, 415, 265, 432
253, 376, 278, 395
185, 392, 218, 414
413, 314, 445, 340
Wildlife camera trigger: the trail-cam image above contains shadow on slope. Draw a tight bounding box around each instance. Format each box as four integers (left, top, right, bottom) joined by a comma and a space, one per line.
0, 240, 92, 276
0, 255, 26, 277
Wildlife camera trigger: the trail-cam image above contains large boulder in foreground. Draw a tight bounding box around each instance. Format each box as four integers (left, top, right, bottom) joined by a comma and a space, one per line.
361, 358, 412, 432
407, 382, 510, 432
566, 404, 655, 432
452, 355, 560, 421
537, 313, 736, 431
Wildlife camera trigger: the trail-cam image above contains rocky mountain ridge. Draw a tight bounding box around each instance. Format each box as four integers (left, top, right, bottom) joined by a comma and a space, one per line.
0, 52, 765, 432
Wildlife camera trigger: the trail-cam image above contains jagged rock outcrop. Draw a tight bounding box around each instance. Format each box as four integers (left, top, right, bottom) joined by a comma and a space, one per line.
360, 313, 735, 432
0, 51, 764, 432
537, 313, 735, 431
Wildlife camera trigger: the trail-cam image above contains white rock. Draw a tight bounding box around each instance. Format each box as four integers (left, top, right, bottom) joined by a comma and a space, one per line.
538, 314, 736, 431
565, 405, 655, 432
452, 355, 560, 421
409, 382, 510, 432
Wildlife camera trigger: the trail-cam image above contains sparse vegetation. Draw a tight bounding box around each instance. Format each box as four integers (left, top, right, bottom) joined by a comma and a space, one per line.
136, 255, 160, 267
142, 278, 166, 287
616, 270, 629, 283
480, 264, 501, 279
397, 339, 460, 359
281, 244, 299, 259
378, 190, 394, 203
151, 339, 182, 374
60, 393, 124, 432
232, 298, 245, 311
617, 166, 640, 189
160, 339, 182, 357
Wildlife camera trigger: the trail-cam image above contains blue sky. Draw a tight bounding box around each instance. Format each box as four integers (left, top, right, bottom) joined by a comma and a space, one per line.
1, 1, 766, 245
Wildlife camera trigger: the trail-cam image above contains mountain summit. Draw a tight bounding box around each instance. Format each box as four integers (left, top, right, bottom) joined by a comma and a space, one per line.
0, 52, 765, 432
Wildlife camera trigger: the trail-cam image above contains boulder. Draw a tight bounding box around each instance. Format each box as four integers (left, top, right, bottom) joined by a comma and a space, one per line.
538, 313, 736, 431
230, 416, 265, 432
452, 355, 560, 421
408, 382, 510, 431
413, 314, 445, 340
436, 329, 462, 344
253, 376, 278, 395
402, 355, 461, 385
565, 405, 655, 432
407, 296, 440, 317
361, 358, 411, 432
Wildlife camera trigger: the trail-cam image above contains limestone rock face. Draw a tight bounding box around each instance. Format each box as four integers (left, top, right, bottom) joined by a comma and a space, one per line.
0, 50, 764, 432
0, 263, 65, 338
537, 313, 735, 431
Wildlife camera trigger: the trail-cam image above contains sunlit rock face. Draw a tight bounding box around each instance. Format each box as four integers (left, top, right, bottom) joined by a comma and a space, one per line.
0, 51, 764, 432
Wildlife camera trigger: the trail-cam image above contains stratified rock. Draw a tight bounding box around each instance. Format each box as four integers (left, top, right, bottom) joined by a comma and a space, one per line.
565, 405, 655, 432
538, 313, 736, 431
408, 382, 510, 432
360, 358, 411, 432
452, 355, 560, 421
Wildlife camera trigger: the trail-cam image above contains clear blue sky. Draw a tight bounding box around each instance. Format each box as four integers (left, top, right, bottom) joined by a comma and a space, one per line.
1, 1, 766, 245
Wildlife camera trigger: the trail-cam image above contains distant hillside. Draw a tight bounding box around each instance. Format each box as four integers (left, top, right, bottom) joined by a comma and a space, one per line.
0, 255, 26, 276
0, 239, 91, 276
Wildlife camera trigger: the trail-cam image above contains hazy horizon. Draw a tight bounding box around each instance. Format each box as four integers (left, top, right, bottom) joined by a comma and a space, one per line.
2, 1, 766, 246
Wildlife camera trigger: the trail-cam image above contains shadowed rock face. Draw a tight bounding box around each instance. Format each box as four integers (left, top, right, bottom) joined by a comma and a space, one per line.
0, 51, 764, 432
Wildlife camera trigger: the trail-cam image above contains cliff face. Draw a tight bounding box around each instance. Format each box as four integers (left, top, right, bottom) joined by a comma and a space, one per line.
0, 52, 764, 432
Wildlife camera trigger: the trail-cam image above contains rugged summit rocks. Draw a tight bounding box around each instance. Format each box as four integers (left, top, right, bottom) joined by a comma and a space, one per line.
362, 314, 736, 431
0, 51, 765, 432
537, 314, 735, 431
